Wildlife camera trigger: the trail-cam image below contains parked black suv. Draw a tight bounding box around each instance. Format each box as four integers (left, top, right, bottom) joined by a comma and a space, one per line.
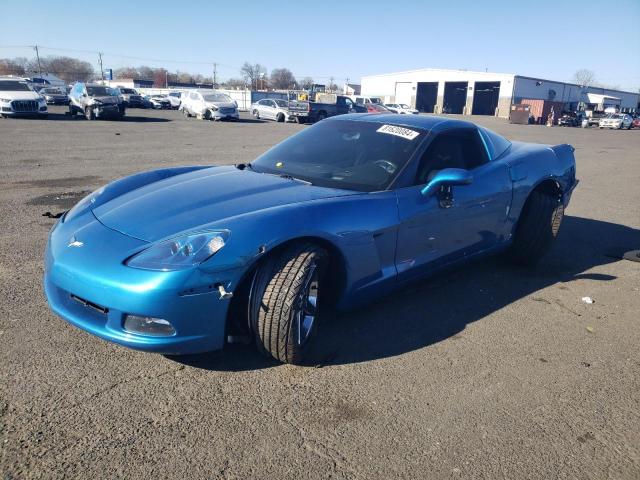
68, 82, 125, 120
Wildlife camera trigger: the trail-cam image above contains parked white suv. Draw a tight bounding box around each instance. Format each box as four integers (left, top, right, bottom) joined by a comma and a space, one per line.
181, 90, 239, 121
0, 77, 48, 118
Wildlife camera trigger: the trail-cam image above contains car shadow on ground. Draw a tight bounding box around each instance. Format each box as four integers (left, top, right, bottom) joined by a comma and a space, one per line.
37, 112, 172, 122
171, 215, 640, 371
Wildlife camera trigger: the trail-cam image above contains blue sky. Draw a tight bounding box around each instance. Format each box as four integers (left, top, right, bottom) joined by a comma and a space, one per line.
1, 0, 639, 91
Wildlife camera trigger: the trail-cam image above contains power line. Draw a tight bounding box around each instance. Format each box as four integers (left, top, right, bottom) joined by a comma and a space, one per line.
1, 44, 353, 83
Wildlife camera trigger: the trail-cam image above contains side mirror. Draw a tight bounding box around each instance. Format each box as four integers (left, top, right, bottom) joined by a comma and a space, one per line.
420, 168, 473, 197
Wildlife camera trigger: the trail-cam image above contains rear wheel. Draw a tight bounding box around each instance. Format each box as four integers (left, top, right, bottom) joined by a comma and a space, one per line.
508, 190, 564, 265
183, 108, 190, 118
316, 111, 327, 122
252, 109, 260, 119
250, 243, 328, 364
84, 107, 95, 120
276, 112, 285, 123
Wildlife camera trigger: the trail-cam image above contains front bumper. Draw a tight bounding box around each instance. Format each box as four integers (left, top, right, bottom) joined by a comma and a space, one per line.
93, 105, 121, 118
209, 109, 240, 120
44, 214, 236, 354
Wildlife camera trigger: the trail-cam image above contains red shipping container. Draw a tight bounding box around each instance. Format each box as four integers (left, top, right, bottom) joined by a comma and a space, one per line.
519, 99, 566, 124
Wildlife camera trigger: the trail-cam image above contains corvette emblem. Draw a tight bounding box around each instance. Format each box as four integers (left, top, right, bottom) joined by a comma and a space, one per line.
68, 236, 84, 248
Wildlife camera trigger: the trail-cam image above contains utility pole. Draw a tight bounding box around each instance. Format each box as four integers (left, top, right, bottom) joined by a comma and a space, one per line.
345, 77, 349, 95
213, 63, 217, 88
33, 45, 42, 77
98, 52, 105, 82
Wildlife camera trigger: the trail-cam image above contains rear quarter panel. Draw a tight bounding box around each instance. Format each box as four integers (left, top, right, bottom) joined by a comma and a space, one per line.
506, 141, 577, 226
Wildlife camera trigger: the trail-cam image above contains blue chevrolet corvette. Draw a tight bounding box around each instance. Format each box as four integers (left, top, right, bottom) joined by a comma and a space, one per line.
44, 114, 577, 364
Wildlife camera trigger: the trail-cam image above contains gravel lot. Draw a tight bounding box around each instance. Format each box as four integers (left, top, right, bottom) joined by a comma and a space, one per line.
1, 107, 639, 479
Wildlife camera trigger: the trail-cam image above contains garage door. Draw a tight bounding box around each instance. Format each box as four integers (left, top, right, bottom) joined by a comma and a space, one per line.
395, 82, 413, 105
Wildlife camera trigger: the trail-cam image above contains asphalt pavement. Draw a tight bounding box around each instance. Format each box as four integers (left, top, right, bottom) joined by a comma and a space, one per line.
1, 107, 639, 479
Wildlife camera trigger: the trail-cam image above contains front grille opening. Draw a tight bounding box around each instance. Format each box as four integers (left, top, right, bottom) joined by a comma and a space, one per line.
70, 294, 109, 315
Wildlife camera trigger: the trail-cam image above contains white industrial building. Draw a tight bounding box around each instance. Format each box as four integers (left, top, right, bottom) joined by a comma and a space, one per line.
361, 68, 639, 119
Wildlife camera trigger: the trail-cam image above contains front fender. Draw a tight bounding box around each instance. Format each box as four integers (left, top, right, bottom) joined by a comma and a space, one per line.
198, 192, 400, 308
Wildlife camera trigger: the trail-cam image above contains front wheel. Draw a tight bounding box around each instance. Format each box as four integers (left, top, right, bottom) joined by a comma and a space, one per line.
508, 191, 564, 266
250, 243, 328, 364
85, 107, 95, 120
252, 109, 260, 119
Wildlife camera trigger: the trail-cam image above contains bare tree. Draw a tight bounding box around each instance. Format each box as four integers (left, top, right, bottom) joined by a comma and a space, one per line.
32, 56, 94, 83
137, 66, 156, 80
299, 76, 314, 89
240, 62, 267, 90
115, 67, 140, 79
0, 58, 26, 76
223, 78, 246, 89
152, 68, 168, 87
572, 69, 595, 87
270, 68, 297, 89
328, 76, 338, 92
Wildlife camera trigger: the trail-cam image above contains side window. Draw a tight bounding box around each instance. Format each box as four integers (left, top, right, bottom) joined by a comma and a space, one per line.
258, 99, 266, 105
356, 98, 364, 104
267, 100, 275, 107
415, 129, 489, 185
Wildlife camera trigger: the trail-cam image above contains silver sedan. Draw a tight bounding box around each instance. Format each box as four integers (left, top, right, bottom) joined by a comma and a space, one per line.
251, 98, 292, 122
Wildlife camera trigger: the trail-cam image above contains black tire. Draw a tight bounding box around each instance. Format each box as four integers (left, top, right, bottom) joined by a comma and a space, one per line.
85, 107, 95, 120
252, 109, 260, 119
508, 191, 564, 265
316, 111, 327, 122
183, 108, 190, 118
250, 243, 328, 364
276, 112, 285, 123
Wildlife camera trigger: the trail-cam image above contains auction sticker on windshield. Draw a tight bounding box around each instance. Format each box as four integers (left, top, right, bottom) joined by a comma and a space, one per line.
376, 124, 420, 140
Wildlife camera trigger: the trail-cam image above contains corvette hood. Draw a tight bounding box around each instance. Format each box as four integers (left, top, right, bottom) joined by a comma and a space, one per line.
93, 166, 355, 242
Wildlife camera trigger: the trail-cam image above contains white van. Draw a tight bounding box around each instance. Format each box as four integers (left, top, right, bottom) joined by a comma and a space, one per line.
349, 95, 383, 106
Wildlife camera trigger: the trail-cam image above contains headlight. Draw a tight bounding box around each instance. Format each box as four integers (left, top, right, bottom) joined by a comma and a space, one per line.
209, 105, 219, 111
92, 99, 103, 105
126, 231, 229, 271
0, 97, 10, 103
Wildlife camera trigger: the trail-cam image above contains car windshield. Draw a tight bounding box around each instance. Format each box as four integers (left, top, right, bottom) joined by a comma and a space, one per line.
86, 86, 112, 96
42, 88, 64, 94
274, 99, 288, 107
120, 88, 136, 94
399, 104, 410, 108
0, 81, 31, 91
169, 92, 180, 97
203, 93, 232, 103
251, 120, 426, 192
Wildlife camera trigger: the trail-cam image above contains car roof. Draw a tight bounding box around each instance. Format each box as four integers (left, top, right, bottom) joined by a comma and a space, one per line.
328, 113, 479, 132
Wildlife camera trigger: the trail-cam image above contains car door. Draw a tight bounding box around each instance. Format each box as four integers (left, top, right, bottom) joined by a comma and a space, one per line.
395, 127, 512, 280
265, 99, 277, 119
